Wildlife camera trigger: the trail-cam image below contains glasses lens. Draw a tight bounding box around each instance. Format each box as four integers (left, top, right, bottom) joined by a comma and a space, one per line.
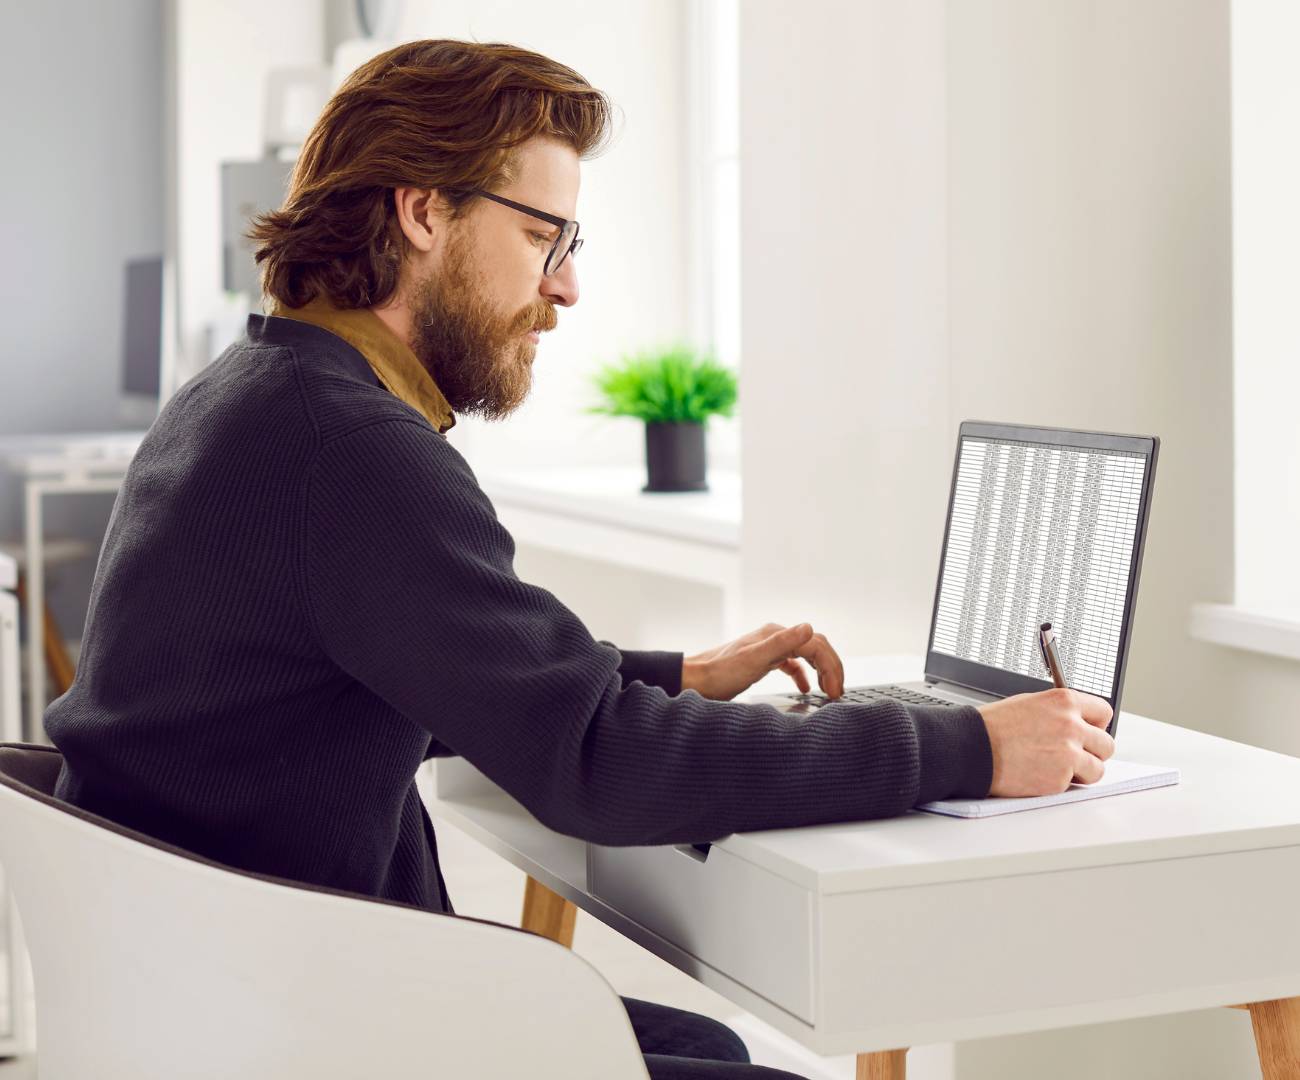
546, 221, 580, 275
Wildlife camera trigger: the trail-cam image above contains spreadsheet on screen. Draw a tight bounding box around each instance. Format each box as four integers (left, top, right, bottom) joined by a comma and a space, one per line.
930, 436, 1146, 698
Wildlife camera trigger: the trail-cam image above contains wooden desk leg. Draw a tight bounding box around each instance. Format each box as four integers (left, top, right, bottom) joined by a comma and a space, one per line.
14, 577, 76, 696
521, 875, 577, 948
1229, 998, 1300, 1079
856, 1049, 907, 1079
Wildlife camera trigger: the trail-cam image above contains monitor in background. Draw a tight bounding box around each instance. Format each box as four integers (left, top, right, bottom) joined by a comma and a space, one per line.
120, 256, 163, 425
221, 156, 295, 298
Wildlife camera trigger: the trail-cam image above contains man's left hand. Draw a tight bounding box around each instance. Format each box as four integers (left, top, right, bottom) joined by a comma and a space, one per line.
681, 622, 845, 702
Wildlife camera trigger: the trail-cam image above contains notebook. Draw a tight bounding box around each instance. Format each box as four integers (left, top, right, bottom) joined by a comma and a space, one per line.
916, 759, 1179, 818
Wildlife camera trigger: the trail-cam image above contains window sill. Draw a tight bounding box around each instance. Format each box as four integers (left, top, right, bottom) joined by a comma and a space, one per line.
1189, 603, 1300, 663
475, 465, 741, 592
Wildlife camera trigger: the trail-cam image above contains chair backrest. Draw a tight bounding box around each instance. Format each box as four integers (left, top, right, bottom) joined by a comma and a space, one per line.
0, 743, 648, 1079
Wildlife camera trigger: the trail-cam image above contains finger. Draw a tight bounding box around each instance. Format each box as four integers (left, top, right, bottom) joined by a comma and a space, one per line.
823, 634, 846, 697
757, 623, 814, 669
734, 624, 782, 650
1071, 748, 1106, 785
1079, 721, 1116, 762
794, 633, 845, 698
779, 659, 811, 694
1072, 690, 1114, 729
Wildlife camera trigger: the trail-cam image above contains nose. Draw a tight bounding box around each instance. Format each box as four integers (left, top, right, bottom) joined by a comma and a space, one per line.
541, 253, 579, 308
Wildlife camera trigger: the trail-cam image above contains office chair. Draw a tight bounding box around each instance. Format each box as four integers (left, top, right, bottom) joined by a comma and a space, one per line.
0, 743, 649, 1079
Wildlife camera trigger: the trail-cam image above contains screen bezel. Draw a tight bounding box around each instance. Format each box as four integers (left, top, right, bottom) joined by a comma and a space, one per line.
923, 421, 1160, 733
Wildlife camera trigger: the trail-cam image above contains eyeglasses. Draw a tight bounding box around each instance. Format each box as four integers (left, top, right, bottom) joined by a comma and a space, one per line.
462, 189, 583, 276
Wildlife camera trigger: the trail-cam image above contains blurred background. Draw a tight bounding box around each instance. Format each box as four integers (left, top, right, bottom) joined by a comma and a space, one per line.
0, 1, 1297, 1076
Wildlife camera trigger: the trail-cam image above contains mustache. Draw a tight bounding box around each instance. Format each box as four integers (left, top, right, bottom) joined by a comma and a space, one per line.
522, 306, 558, 334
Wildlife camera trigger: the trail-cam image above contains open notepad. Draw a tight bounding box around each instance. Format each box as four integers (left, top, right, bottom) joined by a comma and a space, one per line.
916, 759, 1180, 818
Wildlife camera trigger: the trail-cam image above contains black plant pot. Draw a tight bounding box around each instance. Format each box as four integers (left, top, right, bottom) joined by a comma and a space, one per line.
643, 421, 708, 493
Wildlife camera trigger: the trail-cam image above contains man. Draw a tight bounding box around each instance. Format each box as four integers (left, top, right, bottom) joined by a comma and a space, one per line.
46, 40, 1114, 1079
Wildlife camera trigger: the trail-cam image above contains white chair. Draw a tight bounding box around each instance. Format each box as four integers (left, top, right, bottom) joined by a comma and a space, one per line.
0, 742, 649, 1079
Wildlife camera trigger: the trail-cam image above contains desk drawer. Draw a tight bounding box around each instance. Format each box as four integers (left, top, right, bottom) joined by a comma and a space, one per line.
588, 842, 815, 1023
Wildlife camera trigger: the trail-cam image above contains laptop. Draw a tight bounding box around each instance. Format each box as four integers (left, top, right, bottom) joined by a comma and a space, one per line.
756, 421, 1159, 739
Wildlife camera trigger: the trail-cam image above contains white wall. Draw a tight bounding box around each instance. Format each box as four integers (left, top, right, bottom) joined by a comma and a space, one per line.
1231, 0, 1300, 619
378, 0, 692, 474
741, 0, 1299, 1076
169, 0, 325, 392
739, 0, 952, 653
0, 0, 164, 632
0, 0, 163, 433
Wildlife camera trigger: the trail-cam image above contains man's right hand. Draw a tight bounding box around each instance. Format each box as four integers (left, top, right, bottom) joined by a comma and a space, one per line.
977, 689, 1116, 797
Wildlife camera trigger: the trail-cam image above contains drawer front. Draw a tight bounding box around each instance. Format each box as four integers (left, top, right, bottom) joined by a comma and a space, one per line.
589, 842, 815, 1023
818, 842, 1300, 1043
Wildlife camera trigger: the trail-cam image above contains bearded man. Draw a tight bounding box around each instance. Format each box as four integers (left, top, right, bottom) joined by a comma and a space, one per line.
46, 39, 1112, 1079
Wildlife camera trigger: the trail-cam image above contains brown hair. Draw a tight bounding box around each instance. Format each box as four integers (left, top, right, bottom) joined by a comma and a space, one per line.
248, 39, 614, 310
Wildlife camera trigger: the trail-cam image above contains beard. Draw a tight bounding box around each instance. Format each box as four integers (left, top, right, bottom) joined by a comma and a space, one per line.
407, 234, 556, 421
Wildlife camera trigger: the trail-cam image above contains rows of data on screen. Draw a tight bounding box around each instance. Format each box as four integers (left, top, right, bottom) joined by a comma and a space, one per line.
931, 437, 1145, 697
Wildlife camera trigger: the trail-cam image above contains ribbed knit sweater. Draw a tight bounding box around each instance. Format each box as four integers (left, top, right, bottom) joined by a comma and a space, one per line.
45, 313, 994, 914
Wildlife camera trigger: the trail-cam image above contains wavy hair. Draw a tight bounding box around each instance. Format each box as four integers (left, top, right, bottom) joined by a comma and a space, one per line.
248, 39, 614, 310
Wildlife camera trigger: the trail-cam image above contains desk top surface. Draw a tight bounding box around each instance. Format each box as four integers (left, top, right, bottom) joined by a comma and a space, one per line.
434, 655, 1300, 1051
437, 655, 1300, 896
724, 657, 1300, 893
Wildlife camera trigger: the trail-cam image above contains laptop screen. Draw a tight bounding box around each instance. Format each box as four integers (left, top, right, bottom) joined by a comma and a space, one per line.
925, 422, 1159, 715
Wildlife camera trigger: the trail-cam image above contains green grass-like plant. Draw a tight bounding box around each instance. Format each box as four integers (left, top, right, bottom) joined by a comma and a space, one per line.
588, 344, 738, 425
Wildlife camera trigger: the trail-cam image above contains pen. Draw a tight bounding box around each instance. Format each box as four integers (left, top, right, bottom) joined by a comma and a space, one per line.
1038, 622, 1067, 689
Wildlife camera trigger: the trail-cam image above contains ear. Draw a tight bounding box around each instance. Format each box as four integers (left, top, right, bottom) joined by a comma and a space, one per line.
391, 187, 454, 255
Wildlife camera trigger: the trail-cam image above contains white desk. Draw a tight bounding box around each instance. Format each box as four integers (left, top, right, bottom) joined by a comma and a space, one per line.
429, 656, 1300, 1072
0, 432, 145, 740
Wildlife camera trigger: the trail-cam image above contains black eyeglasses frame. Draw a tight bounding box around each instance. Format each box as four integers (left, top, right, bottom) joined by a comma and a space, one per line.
461, 189, 583, 276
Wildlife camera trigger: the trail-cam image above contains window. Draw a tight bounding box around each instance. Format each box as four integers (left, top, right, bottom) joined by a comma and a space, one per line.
685, 0, 741, 467
1190, 0, 1300, 660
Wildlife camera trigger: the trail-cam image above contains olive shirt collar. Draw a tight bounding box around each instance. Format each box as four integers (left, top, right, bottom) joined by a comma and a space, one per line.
270, 296, 456, 434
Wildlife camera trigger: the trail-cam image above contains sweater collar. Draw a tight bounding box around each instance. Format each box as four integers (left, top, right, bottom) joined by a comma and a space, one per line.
270, 296, 456, 434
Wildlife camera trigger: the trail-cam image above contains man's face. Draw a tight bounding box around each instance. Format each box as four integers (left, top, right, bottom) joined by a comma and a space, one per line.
409, 136, 581, 420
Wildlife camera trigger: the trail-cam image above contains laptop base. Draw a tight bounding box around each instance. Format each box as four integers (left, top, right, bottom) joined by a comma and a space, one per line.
756, 680, 995, 717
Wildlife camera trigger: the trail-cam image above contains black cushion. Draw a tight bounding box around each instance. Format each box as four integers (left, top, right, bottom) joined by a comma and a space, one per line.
0, 744, 63, 797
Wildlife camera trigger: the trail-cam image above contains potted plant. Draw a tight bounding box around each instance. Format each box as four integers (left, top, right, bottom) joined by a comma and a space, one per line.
589, 344, 738, 493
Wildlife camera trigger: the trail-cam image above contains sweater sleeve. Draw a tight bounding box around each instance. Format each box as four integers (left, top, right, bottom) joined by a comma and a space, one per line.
302, 420, 991, 845
599, 643, 684, 695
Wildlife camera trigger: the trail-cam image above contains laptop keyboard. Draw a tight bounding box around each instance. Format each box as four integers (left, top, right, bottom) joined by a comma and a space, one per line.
787, 684, 959, 710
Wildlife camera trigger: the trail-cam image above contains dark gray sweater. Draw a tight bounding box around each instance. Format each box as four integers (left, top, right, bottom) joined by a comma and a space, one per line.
45, 314, 993, 914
